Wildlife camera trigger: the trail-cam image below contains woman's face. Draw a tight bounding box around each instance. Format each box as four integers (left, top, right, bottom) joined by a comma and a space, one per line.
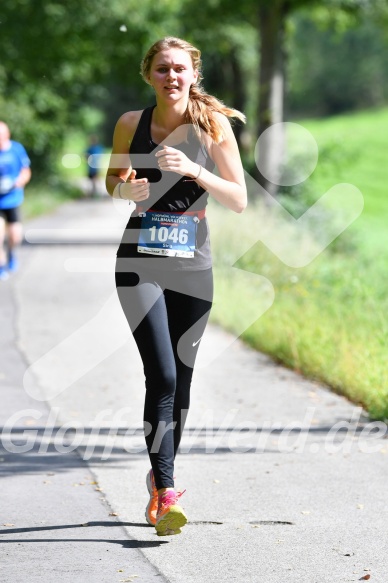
148, 48, 198, 101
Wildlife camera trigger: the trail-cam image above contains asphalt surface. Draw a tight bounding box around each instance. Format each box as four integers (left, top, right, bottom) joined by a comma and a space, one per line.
1, 196, 387, 583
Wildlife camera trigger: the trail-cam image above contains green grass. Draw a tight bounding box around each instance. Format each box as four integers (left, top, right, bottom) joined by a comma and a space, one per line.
300, 107, 388, 256
208, 106, 388, 421
23, 180, 83, 220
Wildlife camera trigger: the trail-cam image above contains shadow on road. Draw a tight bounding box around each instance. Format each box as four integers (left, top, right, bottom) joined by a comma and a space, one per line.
1, 417, 385, 478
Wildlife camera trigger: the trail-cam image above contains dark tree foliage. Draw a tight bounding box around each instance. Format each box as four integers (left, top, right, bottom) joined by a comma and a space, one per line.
1, 0, 387, 179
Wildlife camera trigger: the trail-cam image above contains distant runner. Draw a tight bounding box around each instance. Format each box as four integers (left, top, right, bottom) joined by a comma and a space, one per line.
85, 135, 103, 197
0, 122, 31, 280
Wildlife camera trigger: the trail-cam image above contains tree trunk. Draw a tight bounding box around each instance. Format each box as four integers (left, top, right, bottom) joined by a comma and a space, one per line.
256, 0, 287, 200
230, 50, 246, 149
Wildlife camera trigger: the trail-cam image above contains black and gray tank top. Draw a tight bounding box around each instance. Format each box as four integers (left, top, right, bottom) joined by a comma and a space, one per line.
116, 105, 215, 271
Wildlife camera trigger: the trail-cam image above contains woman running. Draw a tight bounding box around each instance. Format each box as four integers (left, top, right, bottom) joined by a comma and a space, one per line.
106, 36, 247, 537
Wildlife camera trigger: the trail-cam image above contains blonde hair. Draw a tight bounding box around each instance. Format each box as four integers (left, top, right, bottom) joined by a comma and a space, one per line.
140, 37, 246, 144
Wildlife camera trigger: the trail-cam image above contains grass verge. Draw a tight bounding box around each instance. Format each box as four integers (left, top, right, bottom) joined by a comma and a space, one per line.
22, 179, 83, 220
208, 106, 388, 421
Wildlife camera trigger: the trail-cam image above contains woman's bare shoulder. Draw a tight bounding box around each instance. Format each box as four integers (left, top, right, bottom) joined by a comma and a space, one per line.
213, 111, 233, 133
116, 110, 144, 136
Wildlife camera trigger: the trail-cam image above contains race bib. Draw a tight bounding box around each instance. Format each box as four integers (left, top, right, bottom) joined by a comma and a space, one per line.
138, 211, 198, 258
0, 177, 14, 195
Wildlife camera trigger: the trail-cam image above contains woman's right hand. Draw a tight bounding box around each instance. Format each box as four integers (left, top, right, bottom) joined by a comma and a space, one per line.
120, 169, 150, 202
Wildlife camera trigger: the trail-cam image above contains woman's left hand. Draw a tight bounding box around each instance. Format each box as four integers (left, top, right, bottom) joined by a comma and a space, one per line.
155, 145, 198, 178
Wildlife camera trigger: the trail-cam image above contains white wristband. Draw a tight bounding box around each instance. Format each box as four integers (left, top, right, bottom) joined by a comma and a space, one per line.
118, 182, 124, 199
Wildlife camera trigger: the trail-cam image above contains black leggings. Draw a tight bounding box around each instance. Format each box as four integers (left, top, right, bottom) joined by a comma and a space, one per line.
115, 262, 213, 490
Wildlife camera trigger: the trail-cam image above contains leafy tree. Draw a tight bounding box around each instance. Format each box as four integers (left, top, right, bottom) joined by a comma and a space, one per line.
288, 13, 388, 116
253, 0, 388, 195
0, 0, 182, 174
1, 0, 387, 188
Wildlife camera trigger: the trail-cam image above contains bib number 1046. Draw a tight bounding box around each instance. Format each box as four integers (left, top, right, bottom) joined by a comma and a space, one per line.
137, 210, 198, 257
148, 225, 188, 245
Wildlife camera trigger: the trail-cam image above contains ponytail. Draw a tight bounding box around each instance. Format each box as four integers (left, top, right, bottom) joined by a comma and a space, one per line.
185, 83, 245, 143
140, 37, 246, 144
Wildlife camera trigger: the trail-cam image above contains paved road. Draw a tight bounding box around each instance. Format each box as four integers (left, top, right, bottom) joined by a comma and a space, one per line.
1, 197, 387, 583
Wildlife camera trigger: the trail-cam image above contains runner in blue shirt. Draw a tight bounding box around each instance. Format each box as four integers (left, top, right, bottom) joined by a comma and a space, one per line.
85, 135, 103, 197
0, 122, 31, 279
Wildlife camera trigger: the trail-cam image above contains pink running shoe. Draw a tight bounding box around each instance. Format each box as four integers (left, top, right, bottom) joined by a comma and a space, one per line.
145, 469, 158, 526
155, 489, 187, 536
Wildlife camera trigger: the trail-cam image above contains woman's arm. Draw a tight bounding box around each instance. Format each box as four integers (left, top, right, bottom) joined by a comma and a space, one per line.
199, 113, 247, 213
155, 112, 247, 213
14, 166, 31, 189
105, 111, 150, 202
